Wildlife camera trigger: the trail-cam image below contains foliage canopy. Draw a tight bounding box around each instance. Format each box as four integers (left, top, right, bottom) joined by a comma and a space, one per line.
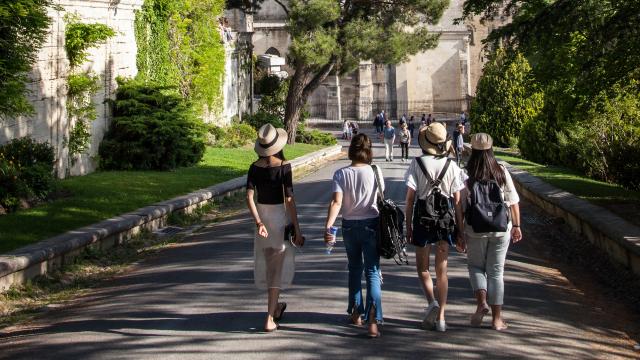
0, 0, 55, 118
280, 0, 449, 142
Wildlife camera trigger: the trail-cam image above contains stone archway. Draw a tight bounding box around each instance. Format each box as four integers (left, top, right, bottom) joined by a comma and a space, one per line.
265, 47, 281, 57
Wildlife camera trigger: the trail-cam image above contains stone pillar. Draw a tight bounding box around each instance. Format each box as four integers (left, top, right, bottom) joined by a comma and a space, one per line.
357, 61, 373, 121
459, 35, 472, 111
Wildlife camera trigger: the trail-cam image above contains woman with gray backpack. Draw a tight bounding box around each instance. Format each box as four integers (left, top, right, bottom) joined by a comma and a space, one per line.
461, 133, 523, 331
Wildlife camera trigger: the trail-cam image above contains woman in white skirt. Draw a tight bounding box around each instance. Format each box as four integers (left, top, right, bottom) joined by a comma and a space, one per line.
246, 124, 304, 332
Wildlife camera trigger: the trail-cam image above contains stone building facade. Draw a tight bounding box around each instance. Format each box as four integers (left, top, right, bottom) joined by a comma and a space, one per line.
253, 0, 495, 121
0, 1, 252, 178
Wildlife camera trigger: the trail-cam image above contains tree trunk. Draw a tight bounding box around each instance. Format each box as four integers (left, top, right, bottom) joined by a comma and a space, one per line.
284, 66, 309, 144
284, 61, 336, 144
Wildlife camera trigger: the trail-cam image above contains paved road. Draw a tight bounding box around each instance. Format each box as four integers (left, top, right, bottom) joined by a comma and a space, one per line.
0, 134, 638, 359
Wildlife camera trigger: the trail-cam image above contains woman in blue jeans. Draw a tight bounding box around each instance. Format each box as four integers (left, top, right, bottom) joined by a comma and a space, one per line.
324, 133, 385, 338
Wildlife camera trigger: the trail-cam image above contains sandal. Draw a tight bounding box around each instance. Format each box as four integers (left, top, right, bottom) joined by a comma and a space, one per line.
350, 312, 363, 326
274, 302, 287, 322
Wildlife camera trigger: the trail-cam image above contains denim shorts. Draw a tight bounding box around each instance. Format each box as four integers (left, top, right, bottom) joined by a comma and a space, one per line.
412, 224, 455, 247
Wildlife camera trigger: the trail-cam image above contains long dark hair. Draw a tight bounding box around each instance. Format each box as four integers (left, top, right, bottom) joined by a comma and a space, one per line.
259, 150, 286, 161
466, 148, 506, 186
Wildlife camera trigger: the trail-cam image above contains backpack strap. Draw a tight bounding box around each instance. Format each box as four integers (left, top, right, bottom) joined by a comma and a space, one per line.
433, 158, 452, 187
371, 164, 384, 201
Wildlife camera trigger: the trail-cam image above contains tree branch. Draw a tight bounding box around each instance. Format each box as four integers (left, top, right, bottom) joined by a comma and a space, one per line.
273, 0, 290, 16
302, 60, 336, 100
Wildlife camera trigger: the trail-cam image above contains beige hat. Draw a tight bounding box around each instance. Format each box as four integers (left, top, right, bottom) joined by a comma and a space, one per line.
254, 123, 288, 157
471, 133, 493, 150
418, 122, 451, 156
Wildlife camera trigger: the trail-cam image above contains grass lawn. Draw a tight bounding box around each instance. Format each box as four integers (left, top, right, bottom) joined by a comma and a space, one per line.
495, 150, 640, 226
0, 144, 325, 253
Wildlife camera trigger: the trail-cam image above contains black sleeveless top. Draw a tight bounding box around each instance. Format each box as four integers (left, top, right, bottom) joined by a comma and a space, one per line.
246, 163, 294, 204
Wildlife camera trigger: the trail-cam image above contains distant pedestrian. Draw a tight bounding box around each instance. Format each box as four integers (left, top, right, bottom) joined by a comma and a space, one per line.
400, 113, 407, 126
460, 111, 467, 126
462, 133, 522, 332
247, 124, 305, 332
383, 120, 396, 161
373, 113, 382, 134
399, 123, 411, 162
343, 120, 352, 140
324, 134, 385, 338
350, 121, 359, 135
453, 123, 465, 166
408, 116, 416, 138
421, 113, 426, 124
427, 113, 433, 125
404, 122, 466, 333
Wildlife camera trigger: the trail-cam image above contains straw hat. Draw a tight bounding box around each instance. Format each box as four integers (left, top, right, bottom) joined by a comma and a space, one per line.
470, 133, 493, 150
254, 123, 288, 157
418, 122, 451, 156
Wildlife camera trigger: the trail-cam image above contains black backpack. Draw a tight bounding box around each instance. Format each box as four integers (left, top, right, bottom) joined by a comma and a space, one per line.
414, 157, 456, 242
466, 179, 509, 233
372, 165, 409, 265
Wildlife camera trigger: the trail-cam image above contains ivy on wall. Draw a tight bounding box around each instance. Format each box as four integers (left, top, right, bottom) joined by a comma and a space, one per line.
64, 13, 116, 160
134, 0, 226, 114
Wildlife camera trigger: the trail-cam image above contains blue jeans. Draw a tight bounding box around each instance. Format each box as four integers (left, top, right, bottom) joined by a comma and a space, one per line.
342, 217, 383, 323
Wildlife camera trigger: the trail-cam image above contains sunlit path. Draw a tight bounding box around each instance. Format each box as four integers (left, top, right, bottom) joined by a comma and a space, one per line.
0, 129, 637, 359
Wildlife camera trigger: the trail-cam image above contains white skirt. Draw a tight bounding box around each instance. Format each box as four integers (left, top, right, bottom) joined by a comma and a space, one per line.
254, 203, 295, 290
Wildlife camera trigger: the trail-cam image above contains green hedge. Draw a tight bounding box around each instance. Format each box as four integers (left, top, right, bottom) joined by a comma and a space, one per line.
99, 79, 207, 170
208, 123, 256, 148
0, 138, 56, 212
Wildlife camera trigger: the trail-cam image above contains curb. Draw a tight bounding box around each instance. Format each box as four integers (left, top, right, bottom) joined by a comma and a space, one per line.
464, 143, 640, 275
501, 160, 640, 276
0, 144, 343, 291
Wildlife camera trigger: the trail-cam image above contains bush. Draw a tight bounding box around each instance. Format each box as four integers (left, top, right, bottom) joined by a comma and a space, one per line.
471, 49, 544, 147
557, 83, 640, 190
207, 123, 256, 148
244, 111, 285, 130
0, 137, 56, 212
99, 78, 207, 170
296, 125, 337, 146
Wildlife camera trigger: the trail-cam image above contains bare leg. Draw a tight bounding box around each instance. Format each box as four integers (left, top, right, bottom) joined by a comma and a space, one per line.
265, 287, 280, 331
470, 289, 490, 327
434, 241, 449, 321
415, 246, 435, 303
491, 305, 508, 330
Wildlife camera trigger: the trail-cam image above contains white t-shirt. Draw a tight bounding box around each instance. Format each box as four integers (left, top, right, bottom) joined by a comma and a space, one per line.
333, 165, 385, 220
405, 156, 466, 199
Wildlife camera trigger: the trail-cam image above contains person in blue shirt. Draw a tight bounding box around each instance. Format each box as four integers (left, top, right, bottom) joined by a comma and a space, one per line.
383, 120, 396, 161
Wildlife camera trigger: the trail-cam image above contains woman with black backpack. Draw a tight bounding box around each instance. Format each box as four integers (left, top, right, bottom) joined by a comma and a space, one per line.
324, 133, 385, 338
461, 133, 523, 331
404, 123, 466, 332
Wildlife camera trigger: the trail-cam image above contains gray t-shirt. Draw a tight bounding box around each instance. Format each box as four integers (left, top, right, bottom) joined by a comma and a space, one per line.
332, 165, 385, 220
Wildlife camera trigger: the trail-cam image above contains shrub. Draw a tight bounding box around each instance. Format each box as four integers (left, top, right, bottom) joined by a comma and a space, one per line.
471, 49, 544, 147
0, 137, 56, 212
244, 111, 285, 130
296, 125, 337, 146
207, 123, 256, 148
99, 78, 207, 170
558, 83, 640, 190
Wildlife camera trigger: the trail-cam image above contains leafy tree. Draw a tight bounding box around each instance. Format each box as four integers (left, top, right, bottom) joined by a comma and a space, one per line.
0, 0, 55, 118
273, 0, 449, 143
471, 48, 543, 147
461, 0, 640, 189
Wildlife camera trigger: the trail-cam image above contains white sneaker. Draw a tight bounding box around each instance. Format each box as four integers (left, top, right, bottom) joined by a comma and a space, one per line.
435, 320, 446, 332
422, 301, 440, 330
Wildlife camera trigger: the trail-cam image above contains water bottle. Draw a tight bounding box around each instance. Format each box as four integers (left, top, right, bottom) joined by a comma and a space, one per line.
326, 226, 338, 255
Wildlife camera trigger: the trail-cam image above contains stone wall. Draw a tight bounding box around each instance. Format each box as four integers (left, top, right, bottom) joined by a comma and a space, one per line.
0, 0, 143, 178
1, 1, 251, 178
